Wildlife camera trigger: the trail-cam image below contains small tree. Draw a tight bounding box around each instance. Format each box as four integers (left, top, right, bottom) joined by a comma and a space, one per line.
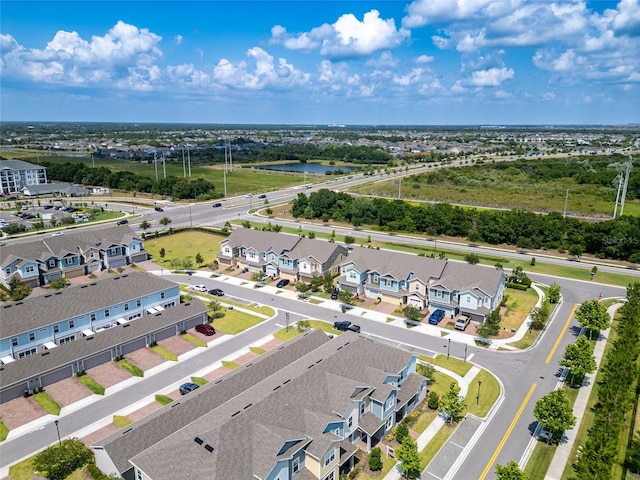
49, 278, 68, 290
322, 272, 334, 293
559, 335, 597, 387
308, 231, 316, 239
140, 220, 151, 233
530, 299, 552, 330
195, 253, 204, 265
369, 447, 383, 471
159, 247, 166, 259
403, 305, 422, 322
241, 220, 252, 229
208, 300, 225, 319
575, 299, 610, 339
416, 362, 436, 385
395, 420, 410, 444
33, 438, 93, 480
338, 290, 355, 305
8, 277, 31, 301
477, 308, 502, 338
440, 382, 465, 423
547, 282, 561, 304
309, 275, 324, 292
533, 389, 576, 444
344, 235, 355, 246
159, 216, 172, 228
530, 257, 536, 266
396, 436, 421, 479
427, 391, 440, 410
495, 461, 530, 480
464, 252, 480, 265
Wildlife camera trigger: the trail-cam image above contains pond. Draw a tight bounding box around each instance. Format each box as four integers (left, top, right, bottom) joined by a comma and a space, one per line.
255, 162, 360, 174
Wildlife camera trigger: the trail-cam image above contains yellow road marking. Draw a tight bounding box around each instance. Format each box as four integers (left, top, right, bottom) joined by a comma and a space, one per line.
545, 303, 578, 365
479, 383, 537, 480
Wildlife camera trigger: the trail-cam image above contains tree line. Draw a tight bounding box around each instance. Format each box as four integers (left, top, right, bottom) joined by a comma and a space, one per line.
41, 161, 217, 200
291, 189, 640, 262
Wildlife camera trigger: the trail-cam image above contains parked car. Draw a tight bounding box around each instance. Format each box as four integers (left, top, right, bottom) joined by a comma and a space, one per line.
191, 284, 208, 292
261, 274, 272, 282
348, 324, 361, 333
428, 309, 445, 325
195, 323, 216, 336
179, 382, 200, 395
212, 202, 222, 208
455, 314, 471, 331
208, 288, 224, 296
333, 320, 352, 331
154, 206, 163, 212
51, 232, 64, 237
43, 205, 53, 210
116, 219, 128, 225
276, 279, 290, 288
258, 194, 267, 199
330, 289, 339, 300
245, 193, 253, 198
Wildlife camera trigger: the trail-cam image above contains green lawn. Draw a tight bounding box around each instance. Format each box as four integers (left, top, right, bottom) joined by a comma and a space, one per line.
144, 230, 227, 268
222, 360, 240, 369
151, 344, 178, 361
419, 354, 473, 377
211, 308, 266, 334
113, 415, 132, 428
501, 287, 540, 332
155, 394, 174, 406
117, 359, 144, 377
33, 392, 61, 415
181, 332, 208, 348
77, 374, 105, 395
0, 419, 8, 442
464, 369, 500, 418
250, 346, 266, 354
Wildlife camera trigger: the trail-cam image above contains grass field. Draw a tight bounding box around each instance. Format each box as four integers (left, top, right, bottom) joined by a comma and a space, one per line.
211, 308, 266, 334
144, 230, 227, 267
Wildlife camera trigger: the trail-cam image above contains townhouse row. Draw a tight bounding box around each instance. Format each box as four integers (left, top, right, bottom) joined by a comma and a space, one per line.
218, 229, 506, 322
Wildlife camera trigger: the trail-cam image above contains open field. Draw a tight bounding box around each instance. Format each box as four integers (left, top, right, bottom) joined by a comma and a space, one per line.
144, 230, 226, 267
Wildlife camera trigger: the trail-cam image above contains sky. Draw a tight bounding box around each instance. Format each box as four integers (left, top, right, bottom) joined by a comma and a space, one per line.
1, 0, 640, 125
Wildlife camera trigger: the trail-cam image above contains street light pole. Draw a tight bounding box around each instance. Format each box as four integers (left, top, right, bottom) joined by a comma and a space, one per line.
476, 381, 482, 405
447, 338, 451, 359
54, 420, 62, 447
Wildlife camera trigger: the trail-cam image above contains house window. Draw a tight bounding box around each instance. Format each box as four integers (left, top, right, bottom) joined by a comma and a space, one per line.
323, 448, 335, 467
28, 332, 35, 341
349, 271, 357, 280
360, 402, 365, 415
11, 337, 18, 347
110, 247, 118, 255
4, 268, 10, 275
53, 325, 59, 334
91, 313, 96, 321
387, 397, 394, 410
49, 259, 55, 267
293, 457, 300, 473
160, 292, 165, 299
348, 416, 353, 427
415, 284, 420, 291
90, 252, 94, 258
373, 274, 379, 282
18, 348, 37, 359
124, 303, 129, 311
59, 335, 75, 345
69, 320, 75, 328
25, 265, 35, 273
324, 472, 335, 480
436, 290, 443, 298
104, 309, 110, 318
136, 300, 141, 307
466, 297, 471, 303
136, 469, 143, 480
65, 258, 73, 265
385, 416, 393, 430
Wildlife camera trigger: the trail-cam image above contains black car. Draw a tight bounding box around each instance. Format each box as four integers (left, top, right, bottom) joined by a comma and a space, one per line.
333, 320, 351, 331
208, 288, 224, 296
276, 279, 290, 288
258, 194, 267, 199
116, 219, 128, 225
179, 382, 200, 395
330, 289, 339, 300
347, 324, 361, 333
154, 206, 163, 212
212, 202, 222, 208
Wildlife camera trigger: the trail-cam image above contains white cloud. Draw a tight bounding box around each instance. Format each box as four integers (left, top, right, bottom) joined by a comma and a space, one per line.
469, 66, 514, 86
403, 0, 519, 28
365, 51, 400, 68
174, 35, 183, 45
414, 54, 434, 64
393, 68, 424, 86
271, 9, 409, 58
213, 47, 310, 90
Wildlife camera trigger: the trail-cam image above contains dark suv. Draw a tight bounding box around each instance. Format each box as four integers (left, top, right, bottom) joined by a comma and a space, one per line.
195, 324, 215, 336
179, 382, 199, 395
330, 289, 339, 300
428, 309, 445, 325
333, 320, 351, 331
347, 324, 361, 333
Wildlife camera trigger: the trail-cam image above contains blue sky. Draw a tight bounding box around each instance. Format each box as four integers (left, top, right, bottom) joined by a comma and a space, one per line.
2, 0, 639, 125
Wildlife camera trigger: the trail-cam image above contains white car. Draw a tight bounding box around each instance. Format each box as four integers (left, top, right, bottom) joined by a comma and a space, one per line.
245, 193, 253, 198
51, 232, 64, 237
191, 284, 207, 292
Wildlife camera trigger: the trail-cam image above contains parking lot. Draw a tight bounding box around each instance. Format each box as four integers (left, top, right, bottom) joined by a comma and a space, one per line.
0, 199, 93, 230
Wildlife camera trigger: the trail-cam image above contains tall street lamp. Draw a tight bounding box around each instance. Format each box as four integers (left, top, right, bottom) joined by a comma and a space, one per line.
476, 381, 482, 405
54, 419, 62, 447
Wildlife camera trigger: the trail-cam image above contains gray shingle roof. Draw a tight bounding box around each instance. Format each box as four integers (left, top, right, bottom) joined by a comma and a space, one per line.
340, 247, 447, 281
1, 270, 176, 337
432, 261, 504, 297
0, 159, 45, 171
287, 238, 348, 265
108, 333, 420, 480
222, 228, 299, 254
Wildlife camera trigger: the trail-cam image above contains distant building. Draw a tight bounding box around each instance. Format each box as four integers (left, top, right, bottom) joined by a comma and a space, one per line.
0, 159, 48, 195
22, 182, 89, 197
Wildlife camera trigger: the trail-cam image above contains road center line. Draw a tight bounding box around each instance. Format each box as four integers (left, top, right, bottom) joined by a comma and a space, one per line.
479, 383, 537, 480
545, 303, 577, 364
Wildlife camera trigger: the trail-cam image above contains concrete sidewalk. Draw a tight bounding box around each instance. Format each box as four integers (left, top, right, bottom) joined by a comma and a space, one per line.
543, 303, 621, 480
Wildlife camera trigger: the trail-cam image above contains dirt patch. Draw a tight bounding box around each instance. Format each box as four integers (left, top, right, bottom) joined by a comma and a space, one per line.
87, 361, 132, 389
45, 377, 92, 409
126, 347, 165, 371
158, 335, 197, 357
0, 396, 46, 430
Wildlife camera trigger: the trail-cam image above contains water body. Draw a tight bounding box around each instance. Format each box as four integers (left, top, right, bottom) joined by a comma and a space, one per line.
256, 162, 359, 174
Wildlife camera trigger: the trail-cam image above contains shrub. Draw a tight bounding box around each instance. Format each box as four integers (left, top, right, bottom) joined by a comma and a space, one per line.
395, 420, 410, 444
348, 466, 360, 479
428, 391, 440, 410
369, 447, 383, 471
33, 438, 93, 480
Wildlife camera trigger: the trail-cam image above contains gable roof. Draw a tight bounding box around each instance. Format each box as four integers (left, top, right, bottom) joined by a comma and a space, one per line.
287, 238, 348, 265
340, 247, 447, 281
222, 228, 299, 254
98, 332, 419, 480
432, 261, 504, 297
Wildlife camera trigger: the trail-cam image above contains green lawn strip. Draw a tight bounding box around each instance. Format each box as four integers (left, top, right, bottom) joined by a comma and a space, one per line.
191, 377, 208, 386
274, 327, 301, 342
273, 320, 339, 342
247, 303, 276, 316
559, 310, 626, 480
464, 369, 500, 419
249, 347, 266, 354
358, 456, 397, 479
33, 392, 61, 415
155, 394, 174, 406
501, 288, 539, 332
77, 374, 105, 395
212, 309, 265, 334
525, 443, 557, 480
508, 329, 539, 350
113, 415, 132, 428
411, 371, 457, 434
8, 457, 37, 480
181, 333, 207, 348
117, 359, 144, 377
0, 419, 8, 442
151, 344, 178, 361
222, 360, 240, 369
419, 354, 472, 377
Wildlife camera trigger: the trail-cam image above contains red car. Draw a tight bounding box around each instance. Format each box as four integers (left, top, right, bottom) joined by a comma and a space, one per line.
195, 324, 215, 336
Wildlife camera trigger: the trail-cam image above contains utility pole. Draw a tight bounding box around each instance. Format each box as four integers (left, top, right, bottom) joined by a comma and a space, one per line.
563, 189, 569, 218
162, 153, 166, 179
154, 152, 158, 182
613, 173, 623, 219
182, 146, 186, 178
187, 146, 191, 177
619, 155, 632, 216
398, 178, 402, 199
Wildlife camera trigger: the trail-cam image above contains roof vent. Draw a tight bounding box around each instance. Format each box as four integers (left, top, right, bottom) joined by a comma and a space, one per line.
214, 379, 223, 384
273, 385, 281, 391
122, 428, 133, 435
204, 444, 214, 453
44, 294, 52, 298
244, 403, 252, 409
194, 437, 203, 445
231, 411, 241, 417
55, 292, 62, 295
245, 363, 253, 368
15, 302, 23, 306
283, 379, 291, 385
81, 285, 87, 289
